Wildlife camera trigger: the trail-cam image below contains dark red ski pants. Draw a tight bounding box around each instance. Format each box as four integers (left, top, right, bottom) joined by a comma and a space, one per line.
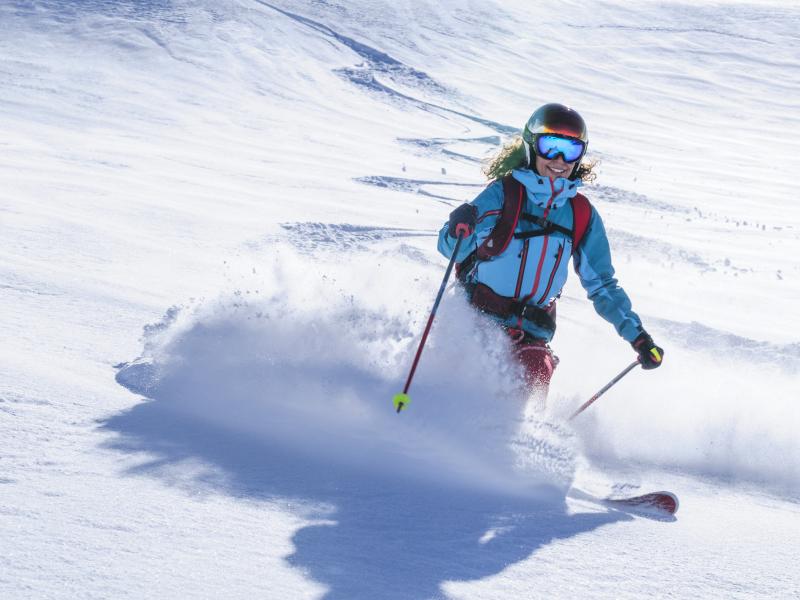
507, 329, 558, 397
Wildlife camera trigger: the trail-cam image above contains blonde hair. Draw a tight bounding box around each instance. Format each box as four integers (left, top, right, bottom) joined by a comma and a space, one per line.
483, 136, 597, 183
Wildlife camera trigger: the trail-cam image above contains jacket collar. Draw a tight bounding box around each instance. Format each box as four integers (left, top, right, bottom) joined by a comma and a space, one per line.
511, 168, 582, 210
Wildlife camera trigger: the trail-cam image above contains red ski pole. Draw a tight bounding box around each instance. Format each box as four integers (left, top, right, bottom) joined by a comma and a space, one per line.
393, 228, 467, 413
568, 359, 640, 421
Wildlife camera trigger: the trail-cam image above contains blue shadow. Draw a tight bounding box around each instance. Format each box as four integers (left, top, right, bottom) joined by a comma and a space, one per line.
103, 364, 630, 599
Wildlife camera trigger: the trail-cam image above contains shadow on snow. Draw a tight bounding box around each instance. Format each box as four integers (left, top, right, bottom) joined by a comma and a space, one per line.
103, 365, 630, 599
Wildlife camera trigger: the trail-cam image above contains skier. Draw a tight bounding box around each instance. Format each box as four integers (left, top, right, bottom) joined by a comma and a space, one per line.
438, 103, 663, 402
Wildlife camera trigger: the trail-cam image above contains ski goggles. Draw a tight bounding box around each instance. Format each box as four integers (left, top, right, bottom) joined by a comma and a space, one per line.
534, 134, 586, 163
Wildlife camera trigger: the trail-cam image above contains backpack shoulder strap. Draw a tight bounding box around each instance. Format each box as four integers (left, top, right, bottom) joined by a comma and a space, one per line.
476, 174, 524, 260
570, 192, 592, 252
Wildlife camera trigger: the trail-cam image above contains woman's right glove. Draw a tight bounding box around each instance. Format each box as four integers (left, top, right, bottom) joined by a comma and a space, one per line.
631, 332, 664, 369
448, 203, 477, 238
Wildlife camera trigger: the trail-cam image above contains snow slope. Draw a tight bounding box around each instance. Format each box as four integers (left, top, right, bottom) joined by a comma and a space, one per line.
1, 0, 799, 598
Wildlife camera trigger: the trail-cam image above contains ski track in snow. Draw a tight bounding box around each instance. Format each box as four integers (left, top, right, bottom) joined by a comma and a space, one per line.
398, 135, 501, 163
654, 318, 800, 373
253, 0, 520, 137
254, 0, 450, 95
587, 183, 686, 213
273, 222, 436, 254
608, 229, 714, 272
354, 175, 483, 203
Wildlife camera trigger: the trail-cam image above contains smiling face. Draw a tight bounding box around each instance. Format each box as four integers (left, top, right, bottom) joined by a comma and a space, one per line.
534, 153, 575, 180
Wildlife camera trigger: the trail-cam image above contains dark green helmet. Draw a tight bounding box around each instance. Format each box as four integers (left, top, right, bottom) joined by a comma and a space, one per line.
522, 103, 588, 179
523, 103, 588, 144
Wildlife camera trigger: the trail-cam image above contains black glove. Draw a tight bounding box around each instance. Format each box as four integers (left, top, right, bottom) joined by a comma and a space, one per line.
631, 332, 664, 370
448, 203, 477, 238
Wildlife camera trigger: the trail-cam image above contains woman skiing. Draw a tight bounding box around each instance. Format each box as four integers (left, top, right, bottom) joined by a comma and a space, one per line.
438, 103, 663, 400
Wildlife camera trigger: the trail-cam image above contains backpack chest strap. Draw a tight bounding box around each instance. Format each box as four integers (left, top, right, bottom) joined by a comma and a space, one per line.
515, 213, 574, 240
455, 178, 593, 282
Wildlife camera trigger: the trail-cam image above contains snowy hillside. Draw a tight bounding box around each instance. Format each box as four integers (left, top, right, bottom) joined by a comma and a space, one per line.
2, 0, 799, 598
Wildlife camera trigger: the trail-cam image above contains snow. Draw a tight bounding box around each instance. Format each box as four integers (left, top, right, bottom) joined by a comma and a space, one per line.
1, 0, 799, 598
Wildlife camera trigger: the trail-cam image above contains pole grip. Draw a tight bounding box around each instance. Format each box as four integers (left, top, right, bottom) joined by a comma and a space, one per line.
455, 223, 472, 238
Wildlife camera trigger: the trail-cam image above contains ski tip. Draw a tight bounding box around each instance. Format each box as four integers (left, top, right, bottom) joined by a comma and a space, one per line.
606, 490, 679, 516
659, 490, 680, 514
643, 490, 679, 514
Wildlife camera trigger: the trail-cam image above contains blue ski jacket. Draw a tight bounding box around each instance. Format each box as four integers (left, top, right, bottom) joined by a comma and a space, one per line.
437, 168, 643, 342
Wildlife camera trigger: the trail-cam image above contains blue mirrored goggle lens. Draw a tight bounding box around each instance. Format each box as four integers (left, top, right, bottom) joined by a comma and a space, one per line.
535, 135, 585, 162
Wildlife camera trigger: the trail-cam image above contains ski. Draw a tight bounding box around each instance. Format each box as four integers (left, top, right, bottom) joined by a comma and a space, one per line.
604, 491, 679, 515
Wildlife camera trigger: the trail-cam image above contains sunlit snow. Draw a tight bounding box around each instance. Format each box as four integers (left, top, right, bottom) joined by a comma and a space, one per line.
2, 1, 799, 598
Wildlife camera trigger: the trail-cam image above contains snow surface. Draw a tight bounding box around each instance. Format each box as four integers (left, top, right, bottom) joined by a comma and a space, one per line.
2, 0, 799, 598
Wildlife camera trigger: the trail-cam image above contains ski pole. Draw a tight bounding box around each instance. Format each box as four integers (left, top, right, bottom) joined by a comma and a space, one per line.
568, 359, 640, 421
393, 229, 467, 413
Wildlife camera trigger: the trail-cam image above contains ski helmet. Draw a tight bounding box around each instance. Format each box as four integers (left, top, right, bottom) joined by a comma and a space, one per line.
522, 103, 588, 179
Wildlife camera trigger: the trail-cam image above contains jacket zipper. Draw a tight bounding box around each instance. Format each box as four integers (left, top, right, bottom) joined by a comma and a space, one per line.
522, 182, 560, 303
514, 239, 530, 299
536, 242, 564, 305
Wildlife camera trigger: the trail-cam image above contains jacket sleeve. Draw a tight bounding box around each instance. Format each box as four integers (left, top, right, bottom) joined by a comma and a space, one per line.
573, 208, 643, 342
437, 180, 505, 263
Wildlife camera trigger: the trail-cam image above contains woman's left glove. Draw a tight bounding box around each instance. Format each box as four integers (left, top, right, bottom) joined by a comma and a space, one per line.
631, 332, 664, 369
448, 203, 477, 238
